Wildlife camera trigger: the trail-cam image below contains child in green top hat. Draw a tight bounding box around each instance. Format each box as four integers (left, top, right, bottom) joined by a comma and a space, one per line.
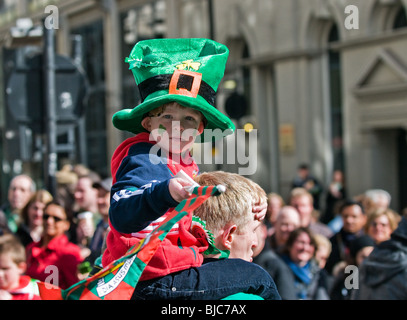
102, 38, 268, 298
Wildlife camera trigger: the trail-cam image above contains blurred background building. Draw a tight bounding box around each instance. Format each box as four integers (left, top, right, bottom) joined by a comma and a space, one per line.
0, 0, 406, 213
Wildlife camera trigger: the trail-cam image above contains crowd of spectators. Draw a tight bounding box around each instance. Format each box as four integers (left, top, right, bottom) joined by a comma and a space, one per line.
255, 163, 405, 300
0, 165, 111, 299
0, 162, 406, 300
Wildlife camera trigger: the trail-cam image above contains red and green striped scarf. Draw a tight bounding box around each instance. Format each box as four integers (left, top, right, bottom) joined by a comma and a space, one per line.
37, 185, 223, 300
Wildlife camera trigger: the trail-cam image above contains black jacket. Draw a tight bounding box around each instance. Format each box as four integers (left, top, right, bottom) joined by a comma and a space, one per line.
353, 217, 407, 300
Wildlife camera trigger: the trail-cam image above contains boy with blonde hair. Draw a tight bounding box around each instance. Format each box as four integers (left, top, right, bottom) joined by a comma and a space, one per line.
132, 171, 280, 300
193, 171, 267, 261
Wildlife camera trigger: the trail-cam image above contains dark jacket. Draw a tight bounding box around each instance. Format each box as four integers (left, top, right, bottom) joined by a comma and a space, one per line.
353, 217, 407, 300
325, 228, 364, 274
253, 246, 297, 300
0, 209, 11, 235
15, 223, 34, 247
102, 133, 207, 281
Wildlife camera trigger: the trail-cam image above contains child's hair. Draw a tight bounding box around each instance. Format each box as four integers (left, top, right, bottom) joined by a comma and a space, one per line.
145, 105, 167, 118
143, 102, 208, 127
0, 234, 26, 264
193, 171, 267, 234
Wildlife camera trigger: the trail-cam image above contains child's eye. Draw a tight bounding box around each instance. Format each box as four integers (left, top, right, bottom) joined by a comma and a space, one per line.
162, 114, 173, 120
185, 116, 197, 122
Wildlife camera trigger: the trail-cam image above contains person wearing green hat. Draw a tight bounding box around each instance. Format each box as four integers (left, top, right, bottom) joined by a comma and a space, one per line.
112, 38, 235, 139
101, 38, 268, 299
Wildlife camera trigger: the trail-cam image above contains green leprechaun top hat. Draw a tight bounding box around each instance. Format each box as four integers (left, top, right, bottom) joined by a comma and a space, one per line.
112, 38, 235, 142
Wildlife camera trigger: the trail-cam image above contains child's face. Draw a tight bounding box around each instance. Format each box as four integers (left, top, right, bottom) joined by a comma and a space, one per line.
229, 218, 261, 262
0, 253, 25, 291
142, 103, 205, 155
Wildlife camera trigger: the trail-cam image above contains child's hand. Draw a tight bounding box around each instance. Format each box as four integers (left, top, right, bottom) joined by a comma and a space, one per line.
0, 289, 12, 300
169, 178, 193, 203
253, 201, 267, 221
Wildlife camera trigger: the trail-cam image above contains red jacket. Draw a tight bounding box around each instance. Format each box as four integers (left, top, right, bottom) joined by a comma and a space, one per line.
26, 234, 83, 290
102, 133, 208, 281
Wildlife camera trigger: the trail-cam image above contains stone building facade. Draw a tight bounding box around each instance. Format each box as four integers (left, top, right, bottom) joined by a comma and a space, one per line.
0, 0, 406, 212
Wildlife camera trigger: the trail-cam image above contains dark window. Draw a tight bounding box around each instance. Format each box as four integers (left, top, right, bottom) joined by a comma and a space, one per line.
71, 20, 108, 175
393, 7, 407, 29
328, 25, 344, 172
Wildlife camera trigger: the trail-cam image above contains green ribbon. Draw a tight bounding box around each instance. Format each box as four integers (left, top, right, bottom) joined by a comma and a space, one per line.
191, 216, 230, 259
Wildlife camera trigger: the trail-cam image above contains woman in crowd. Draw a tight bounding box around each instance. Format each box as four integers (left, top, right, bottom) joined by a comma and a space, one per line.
16, 190, 53, 247
364, 208, 401, 245
25, 201, 83, 289
280, 227, 332, 300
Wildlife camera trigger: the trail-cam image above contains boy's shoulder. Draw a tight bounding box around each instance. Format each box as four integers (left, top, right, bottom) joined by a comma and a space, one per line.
115, 133, 153, 155
112, 133, 156, 176
112, 132, 199, 182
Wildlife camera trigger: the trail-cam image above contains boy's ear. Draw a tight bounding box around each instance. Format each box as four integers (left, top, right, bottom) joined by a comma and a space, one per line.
17, 262, 27, 275
197, 121, 205, 135
141, 117, 151, 131
220, 224, 237, 250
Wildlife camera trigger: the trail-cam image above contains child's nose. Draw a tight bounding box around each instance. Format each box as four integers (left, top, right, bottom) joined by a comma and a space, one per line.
172, 121, 184, 133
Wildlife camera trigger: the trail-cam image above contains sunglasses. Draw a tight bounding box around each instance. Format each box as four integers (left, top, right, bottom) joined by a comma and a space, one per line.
43, 214, 65, 222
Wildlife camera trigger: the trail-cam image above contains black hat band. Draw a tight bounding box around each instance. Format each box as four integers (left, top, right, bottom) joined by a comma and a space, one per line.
138, 72, 216, 107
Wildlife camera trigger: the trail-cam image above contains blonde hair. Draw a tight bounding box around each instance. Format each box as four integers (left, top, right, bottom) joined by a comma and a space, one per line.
314, 233, 332, 254
267, 192, 285, 205
21, 189, 54, 226
193, 171, 266, 234
289, 187, 313, 204
0, 234, 26, 264
364, 207, 401, 233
